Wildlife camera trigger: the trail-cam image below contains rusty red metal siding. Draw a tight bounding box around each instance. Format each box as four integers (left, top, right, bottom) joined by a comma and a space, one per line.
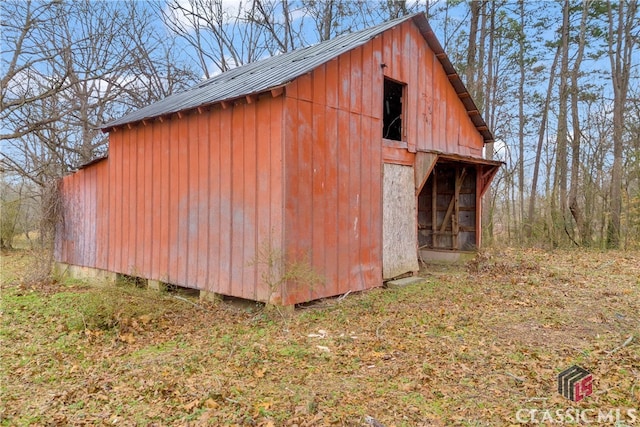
56, 160, 106, 268
280, 20, 484, 304
58, 96, 284, 302
282, 42, 384, 305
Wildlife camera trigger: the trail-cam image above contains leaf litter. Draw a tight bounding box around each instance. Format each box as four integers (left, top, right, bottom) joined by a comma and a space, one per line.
1, 248, 638, 426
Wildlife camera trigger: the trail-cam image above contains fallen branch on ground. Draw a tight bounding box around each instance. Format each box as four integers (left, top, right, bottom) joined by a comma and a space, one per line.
606, 335, 634, 355
173, 295, 204, 310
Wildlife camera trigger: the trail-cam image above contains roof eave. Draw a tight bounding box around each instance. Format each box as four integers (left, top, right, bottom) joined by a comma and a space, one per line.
101, 83, 290, 133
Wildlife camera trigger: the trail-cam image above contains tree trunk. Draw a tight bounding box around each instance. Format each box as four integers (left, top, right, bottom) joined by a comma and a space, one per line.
527, 44, 561, 239
551, 0, 570, 244
517, 0, 526, 241
606, 0, 635, 249
568, 1, 589, 245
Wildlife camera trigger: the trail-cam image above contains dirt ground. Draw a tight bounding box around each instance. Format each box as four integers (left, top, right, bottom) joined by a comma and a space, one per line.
1, 248, 639, 426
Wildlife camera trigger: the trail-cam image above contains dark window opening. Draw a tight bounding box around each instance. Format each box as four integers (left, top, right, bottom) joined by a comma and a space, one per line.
383, 78, 405, 141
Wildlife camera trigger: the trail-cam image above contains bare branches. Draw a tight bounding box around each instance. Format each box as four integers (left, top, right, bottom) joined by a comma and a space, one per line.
1, 0, 196, 187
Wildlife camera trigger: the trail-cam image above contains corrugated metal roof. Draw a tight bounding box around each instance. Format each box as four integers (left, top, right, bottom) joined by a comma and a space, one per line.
103, 13, 493, 143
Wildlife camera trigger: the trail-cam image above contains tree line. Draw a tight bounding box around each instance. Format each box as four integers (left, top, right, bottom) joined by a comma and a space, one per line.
1, 0, 638, 250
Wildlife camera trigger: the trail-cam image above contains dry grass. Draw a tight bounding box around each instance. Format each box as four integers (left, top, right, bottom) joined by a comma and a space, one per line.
1, 248, 639, 426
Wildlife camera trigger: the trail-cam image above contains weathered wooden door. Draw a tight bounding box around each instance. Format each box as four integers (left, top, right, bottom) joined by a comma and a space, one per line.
382, 163, 419, 279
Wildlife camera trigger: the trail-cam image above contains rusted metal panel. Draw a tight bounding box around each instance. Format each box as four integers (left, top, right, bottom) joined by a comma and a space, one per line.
323, 105, 340, 295
95, 160, 109, 270
57, 163, 104, 268
350, 48, 362, 114
58, 97, 285, 302
157, 119, 171, 281
310, 100, 326, 300
195, 109, 209, 289
207, 108, 221, 293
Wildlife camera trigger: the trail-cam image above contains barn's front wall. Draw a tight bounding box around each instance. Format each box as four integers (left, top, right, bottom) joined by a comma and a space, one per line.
57, 95, 286, 302
280, 19, 487, 304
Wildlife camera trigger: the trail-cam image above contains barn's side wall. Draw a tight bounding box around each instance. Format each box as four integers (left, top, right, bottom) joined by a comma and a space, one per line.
56, 160, 107, 269
281, 20, 485, 304
56, 96, 285, 302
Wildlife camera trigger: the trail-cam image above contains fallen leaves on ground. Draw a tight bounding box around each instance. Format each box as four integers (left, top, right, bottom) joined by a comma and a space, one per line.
1, 248, 638, 426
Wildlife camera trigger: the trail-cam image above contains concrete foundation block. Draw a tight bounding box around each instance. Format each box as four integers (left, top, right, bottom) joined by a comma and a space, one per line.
385, 276, 425, 288
147, 280, 166, 292
199, 289, 223, 303
54, 262, 116, 285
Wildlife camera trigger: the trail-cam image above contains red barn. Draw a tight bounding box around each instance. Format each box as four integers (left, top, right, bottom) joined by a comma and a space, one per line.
55, 13, 501, 305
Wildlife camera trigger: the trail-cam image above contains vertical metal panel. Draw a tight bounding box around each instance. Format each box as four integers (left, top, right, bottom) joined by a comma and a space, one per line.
158, 119, 170, 281
243, 101, 258, 300
230, 104, 245, 293
87, 165, 97, 267
295, 99, 313, 299
57, 161, 107, 268
350, 48, 362, 113
255, 100, 271, 301
150, 122, 161, 277
446, 83, 459, 153
297, 72, 313, 102
361, 41, 373, 119
414, 36, 425, 151
57, 96, 285, 302
196, 110, 210, 288
96, 160, 108, 269
141, 124, 152, 276
392, 27, 403, 82
125, 126, 135, 273
269, 97, 285, 301
311, 100, 326, 300
167, 118, 179, 283
136, 124, 146, 275
325, 59, 338, 109
217, 106, 233, 295
348, 112, 363, 291
323, 105, 339, 296
186, 113, 200, 286
176, 116, 189, 285
283, 44, 384, 304
207, 108, 221, 292
419, 47, 433, 151
312, 63, 326, 107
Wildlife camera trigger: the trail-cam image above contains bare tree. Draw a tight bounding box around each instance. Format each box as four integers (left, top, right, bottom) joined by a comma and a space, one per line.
606, 0, 637, 248
568, 1, 590, 245
2, 0, 195, 184
1, 0, 70, 141
161, 0, 274, 76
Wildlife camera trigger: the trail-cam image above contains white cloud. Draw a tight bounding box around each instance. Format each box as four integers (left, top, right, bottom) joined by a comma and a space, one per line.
163, 0, 250, 32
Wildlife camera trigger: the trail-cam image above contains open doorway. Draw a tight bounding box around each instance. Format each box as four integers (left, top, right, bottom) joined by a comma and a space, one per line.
417, 161, 478, 251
